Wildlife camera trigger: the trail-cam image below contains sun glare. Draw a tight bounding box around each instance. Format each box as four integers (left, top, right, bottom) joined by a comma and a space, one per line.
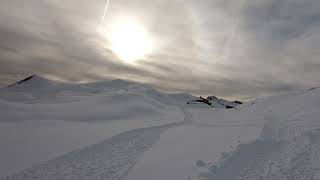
109, 19, 152, 63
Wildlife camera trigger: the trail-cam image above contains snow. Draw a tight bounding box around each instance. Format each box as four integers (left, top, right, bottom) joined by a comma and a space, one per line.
0, 76, 185, 177
2, 123, 180, 180
1, 76, 320, 180
0, 119, 178, 177
196, 88, 320, 180
124, 106, 264, 180
126, 123, 261, 180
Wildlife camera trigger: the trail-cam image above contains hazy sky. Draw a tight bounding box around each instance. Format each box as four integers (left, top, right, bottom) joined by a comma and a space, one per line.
0, 0, 319, 99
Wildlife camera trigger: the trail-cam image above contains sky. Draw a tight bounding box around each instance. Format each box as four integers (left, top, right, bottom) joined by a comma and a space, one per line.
0, 0, 319, 99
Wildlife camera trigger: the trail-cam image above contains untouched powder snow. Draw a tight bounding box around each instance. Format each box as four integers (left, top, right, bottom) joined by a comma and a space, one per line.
1, 76, 320, 180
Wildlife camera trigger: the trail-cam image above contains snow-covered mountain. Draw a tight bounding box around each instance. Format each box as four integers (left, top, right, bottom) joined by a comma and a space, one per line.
2, 75, 195, 102
0, 75, 195, 177
1, 76, 320, 180
0, 75, 195, 122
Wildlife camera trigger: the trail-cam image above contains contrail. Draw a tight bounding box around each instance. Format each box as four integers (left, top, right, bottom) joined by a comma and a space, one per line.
100, 0, 111, 26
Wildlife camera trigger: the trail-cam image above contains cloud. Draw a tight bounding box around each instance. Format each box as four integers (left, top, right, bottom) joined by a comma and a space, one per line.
0, 0, 319, 99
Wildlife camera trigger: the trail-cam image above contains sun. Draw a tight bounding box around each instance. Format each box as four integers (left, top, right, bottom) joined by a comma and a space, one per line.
109, 19, 152, 63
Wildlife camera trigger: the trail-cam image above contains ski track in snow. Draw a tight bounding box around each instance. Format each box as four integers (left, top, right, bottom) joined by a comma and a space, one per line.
3, 86, 320, 180
196, 118, 320, 180
3, 106, 319, 180
124, 106, 263, 180
1, 107, 192, 180
197, 130, 320, 180
194, 89, 320, 180
1, 122, 182, 180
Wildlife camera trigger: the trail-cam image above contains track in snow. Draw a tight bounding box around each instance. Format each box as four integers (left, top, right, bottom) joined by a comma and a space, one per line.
2, 107, 193, 180
197, 129, 320, 180
2, 107, 225, 180
2, 122, 182, 180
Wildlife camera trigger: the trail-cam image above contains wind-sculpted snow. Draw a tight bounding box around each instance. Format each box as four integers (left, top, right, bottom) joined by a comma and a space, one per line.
2, 123, 180, 180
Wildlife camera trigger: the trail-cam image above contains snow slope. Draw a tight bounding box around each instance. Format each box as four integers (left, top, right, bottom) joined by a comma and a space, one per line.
125, 88, 320, 180
196, 88, 320, 180
3, 123, 183, 180
125, 106, 264, 180
0, 75, 190, 122
0, 76, 190, 177
1, 76, 320, 180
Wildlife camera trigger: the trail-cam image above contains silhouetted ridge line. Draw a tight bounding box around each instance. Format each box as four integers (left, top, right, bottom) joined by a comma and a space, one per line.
8, 75, 35, 87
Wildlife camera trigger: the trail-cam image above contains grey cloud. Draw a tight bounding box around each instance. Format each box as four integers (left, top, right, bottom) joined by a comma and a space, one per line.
0, 0, 319, 99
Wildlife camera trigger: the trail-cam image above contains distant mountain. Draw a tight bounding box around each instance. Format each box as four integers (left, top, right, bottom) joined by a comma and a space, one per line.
0, 75, 197, 122
187, 96, 242, 109
0, 75, 195, 105
8, 75, 36, 87
4, 75, 242, 110
5, 75, 133, 93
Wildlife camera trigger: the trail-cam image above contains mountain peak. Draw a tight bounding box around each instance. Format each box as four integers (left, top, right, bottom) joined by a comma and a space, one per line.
8, 75, 38, 87
7, 75, 55, 89
8, 75, 35, 87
